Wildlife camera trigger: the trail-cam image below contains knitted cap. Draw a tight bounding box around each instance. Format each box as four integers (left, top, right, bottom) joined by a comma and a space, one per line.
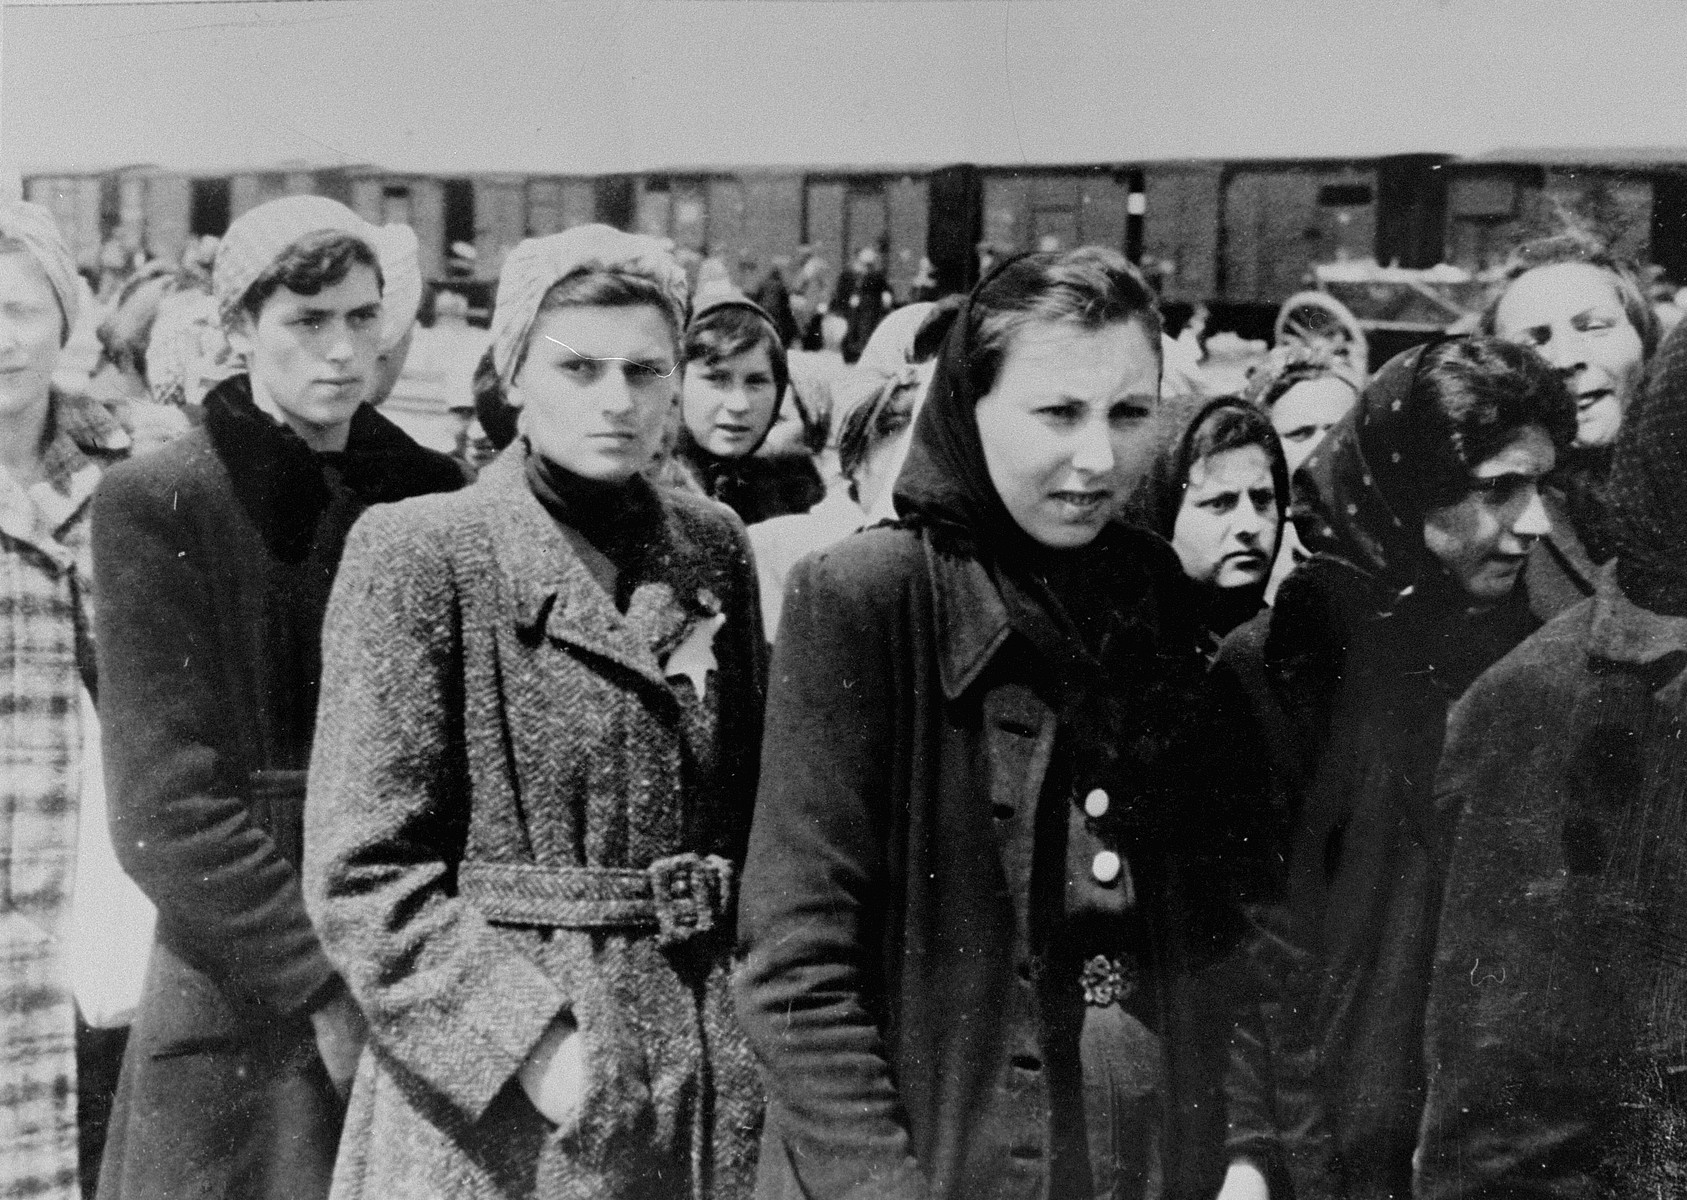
489, 224, 689, 388
0, 200, 81, 344
213, 195, 378, 326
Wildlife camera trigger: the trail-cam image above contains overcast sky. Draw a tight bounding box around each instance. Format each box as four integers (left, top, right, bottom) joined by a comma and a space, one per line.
4, 0, 1686, 176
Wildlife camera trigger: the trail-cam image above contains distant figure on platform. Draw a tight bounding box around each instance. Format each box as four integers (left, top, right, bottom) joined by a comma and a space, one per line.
749, 254, 800, 347
832, 244, 893, 364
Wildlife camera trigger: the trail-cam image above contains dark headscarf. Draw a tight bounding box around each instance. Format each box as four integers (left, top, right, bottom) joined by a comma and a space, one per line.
1611, 318, 1687, 616
891, 281, 1180, 700
1125, 393, 1289, 642
1283, 340, 1540, 701
674, 295, 823, 524
1294, 341, 1458, 599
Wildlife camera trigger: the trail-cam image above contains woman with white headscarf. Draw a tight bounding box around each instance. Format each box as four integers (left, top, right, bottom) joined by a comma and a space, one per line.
304, 225, 767, 1199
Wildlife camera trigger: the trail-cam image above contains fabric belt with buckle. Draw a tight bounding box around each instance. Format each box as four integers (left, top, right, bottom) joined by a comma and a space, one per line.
458, 853, 734, 948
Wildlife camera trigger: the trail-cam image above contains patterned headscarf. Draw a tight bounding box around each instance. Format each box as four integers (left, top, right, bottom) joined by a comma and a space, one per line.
1611, 318, 1687, 616
489, 224, 689, 389
0, 200, 81, 344
1292, 342, 1440, 597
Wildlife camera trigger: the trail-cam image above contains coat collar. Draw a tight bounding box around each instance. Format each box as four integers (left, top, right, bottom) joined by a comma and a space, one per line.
481, 448, 721, 694
204, 373, 450, 557
923, 534, 1013, 701
1587, 562, 1687, 689
0, 389, 128, 570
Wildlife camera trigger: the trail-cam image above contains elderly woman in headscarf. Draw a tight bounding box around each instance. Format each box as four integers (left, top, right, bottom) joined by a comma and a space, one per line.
1213, 338, 1577, 1200
1482, 231, 1662, 615
303, 224, 767, 1200
735, 247, 1267, 1200
1415, 319, 1687, 1197
93, 195, 465, 1200
1125, 395, 1289, 656
0, 200, 131, 1200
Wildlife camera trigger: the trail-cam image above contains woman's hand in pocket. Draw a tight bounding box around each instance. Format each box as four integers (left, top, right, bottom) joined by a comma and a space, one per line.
518, 1014, 589, 1129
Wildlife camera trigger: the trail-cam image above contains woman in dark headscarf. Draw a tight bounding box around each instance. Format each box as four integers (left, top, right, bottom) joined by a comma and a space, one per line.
1213, 337, 1577, 1200
1416, 318, 1687, 1198
1127, 396, 1289, 655
735, 247, 1267, 1200
673, 294, 825, 524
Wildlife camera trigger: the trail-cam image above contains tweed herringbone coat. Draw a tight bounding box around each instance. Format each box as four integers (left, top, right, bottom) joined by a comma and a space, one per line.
0, 391, 127, 1200
303, 448, 767, 1200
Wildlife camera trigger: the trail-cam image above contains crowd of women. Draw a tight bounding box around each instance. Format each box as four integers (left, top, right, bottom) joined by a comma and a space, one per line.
1, 187, 1684, 1200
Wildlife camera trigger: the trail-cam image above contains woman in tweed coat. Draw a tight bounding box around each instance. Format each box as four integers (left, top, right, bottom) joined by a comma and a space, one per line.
304, 226, 766, 1199
0, 201, 130, 1200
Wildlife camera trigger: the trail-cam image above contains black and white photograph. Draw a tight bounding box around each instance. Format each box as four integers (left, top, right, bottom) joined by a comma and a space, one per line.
5, 1, 1687, 1197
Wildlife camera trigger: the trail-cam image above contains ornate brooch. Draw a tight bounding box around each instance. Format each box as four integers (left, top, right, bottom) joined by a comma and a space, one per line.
1081, 953, 1139, 1008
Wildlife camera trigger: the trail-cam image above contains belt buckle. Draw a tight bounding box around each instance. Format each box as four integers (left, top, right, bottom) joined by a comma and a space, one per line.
647, 853, 733, 948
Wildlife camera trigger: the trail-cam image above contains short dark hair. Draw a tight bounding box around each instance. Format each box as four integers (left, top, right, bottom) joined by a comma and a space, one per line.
238, 230, 383, 321
1480, 232, 1661, 360
1410, 336, 1577, 507
967, 246, 1162, 400
683, 303, 789, 400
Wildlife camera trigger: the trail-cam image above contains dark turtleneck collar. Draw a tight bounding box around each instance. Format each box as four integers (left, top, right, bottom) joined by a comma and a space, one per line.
522, 438, 664, 608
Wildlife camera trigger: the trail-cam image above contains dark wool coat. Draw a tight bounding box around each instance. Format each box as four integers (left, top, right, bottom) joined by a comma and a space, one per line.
1418, 569, 1687, 1199
92, 376, 465, 1200
734, 524, 1262, 1200
303, 448, 766, 1200
1215, 556, 1542, 1200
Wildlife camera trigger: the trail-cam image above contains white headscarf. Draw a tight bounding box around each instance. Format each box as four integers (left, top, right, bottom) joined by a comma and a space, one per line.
488, 224, 689, 389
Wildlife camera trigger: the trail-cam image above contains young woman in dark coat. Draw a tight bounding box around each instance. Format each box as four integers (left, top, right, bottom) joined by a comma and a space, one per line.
734, 247, 1268, 1200
303, 225, 766, 1200
1212, 338, 1577, 1200
1417, 318, 1687, 1198
92, 196, 466, 1200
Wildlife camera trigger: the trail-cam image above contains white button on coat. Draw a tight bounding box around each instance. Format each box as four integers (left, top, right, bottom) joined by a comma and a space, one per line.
1091, 850, 1122, 884
1083, 788, 1110, 819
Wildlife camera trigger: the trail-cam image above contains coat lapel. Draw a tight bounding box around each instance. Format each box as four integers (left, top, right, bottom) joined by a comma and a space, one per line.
483, 450, 702, 694
924, 538, 1013, 701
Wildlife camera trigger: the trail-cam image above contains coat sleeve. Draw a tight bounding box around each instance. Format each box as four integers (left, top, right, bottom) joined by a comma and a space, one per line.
93, 458, 337, 1016
303, 504, 567, 1124
732, 546, 930, 1200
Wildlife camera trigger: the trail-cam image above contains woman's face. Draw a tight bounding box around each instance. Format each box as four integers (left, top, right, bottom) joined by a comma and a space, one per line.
510, 303, 678, 483
974, 317, 1160, 549
0, 252, 64, 421
1171, 444, 1280, 589
1422, 423, 1556, 604
681, 341, 780, 457
1270, 376, 1357, 473
1491, 262, 1645, 450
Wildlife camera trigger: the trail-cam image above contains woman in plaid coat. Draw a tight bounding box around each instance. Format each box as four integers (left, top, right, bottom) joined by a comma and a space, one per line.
0, 202, 130, 1199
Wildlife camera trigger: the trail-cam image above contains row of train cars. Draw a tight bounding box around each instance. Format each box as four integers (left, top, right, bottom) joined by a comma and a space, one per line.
22, 150, 1687, 337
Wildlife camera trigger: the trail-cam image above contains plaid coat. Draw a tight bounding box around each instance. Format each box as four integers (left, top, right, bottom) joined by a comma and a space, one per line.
0, 390, 128, 1200
304, 447, 767, 1200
